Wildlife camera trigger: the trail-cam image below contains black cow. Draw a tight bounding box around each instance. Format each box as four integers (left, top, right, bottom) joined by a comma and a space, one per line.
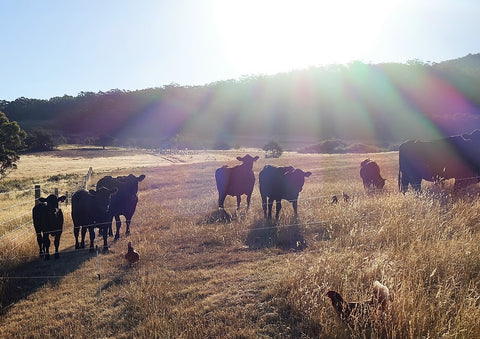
259, 165, 312, 219
215, 154, 259, 210
360, 159, 386, 190
71, 187, 116, 252
398, 131, 480, 192
96, 174, 146, 240
32, 194, 67, 260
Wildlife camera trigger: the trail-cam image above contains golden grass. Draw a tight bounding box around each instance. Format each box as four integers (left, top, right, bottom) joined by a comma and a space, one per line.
1, 147, 480, 338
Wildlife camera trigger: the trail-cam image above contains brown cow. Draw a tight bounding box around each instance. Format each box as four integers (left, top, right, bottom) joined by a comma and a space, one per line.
215, 154, 259, 210
259, 165, 311, 219
360, 159, 386, 190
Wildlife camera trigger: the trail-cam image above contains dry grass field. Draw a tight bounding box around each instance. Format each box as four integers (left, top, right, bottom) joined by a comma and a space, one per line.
1, 146, 480, 338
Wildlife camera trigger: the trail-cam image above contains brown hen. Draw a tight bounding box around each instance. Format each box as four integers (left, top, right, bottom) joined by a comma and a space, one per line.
325, 281, 389, 329
125, 241, 139, 264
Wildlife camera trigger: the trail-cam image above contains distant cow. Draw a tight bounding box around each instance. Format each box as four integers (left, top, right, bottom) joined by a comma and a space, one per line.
96, 174, 146, 240
360, 159, 386, 190
398, 130, 480, 192
71, 187, 116, 252
259, 165, 312, 219
32, 194, 67, 260
215, 154, 259, 210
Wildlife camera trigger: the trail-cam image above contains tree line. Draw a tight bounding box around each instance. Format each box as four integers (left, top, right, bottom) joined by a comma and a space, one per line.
2, 54, 480, 152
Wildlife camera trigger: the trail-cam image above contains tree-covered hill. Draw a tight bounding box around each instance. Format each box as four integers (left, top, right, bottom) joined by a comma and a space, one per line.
2, 54, 480, 150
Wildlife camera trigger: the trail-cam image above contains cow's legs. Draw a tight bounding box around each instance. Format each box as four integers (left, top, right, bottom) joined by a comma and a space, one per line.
53, 233, 61, 259
292, 200, 298, 216
99, 218, 114, 237
267, 197, 274, 219
400, 172, 410, 193
36, 232, 44, 256
261, 195, 268, 218
87, 226, 95, 251
80, 226, 88, 249
218, 193, 227, 209
108, 219, 114, 237
100, 225, 109, 252
114, 215, 122, 240
125, 215, 133, 236
74, 226, 80, 249
412, 177, 422, 192
275, 200, 282, 219
246, 194, 251, 210
42, 233, 51, 260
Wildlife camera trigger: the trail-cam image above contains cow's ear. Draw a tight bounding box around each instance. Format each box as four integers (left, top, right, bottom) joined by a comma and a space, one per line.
89, 189, 97, 195
138, 174, 146, 182
253, 156, 259, 161
39, 197, 46, 203
236, 156, 243, 162
304, 171, 312, 177
58, 196, 67, 202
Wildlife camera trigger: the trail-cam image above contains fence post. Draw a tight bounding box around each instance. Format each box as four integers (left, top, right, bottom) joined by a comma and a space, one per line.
65, 191, 69, 205
54, 188, 59, 197
84, 167, 93, 189
35, 185, 41, 205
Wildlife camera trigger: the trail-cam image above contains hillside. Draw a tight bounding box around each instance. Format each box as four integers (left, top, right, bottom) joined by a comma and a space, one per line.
2, 54, 480, 150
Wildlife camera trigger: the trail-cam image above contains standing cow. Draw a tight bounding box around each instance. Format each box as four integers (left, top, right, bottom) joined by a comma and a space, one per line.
259, 165, 311, 219
360, 159, 386, 190
215, 154, 259, 210
398, 131, 480, 192
71, 187, 116, 252
32, 194, 67, 260
96, 174, 146, 240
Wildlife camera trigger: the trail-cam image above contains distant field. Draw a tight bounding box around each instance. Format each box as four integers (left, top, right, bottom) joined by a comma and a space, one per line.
1, 146, 480, 338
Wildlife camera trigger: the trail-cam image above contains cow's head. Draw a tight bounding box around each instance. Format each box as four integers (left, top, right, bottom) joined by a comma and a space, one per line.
285, 169, 312, 192
39, 194, 67, 217
120, 174, 146, 194
90, 187, 117, 217
375, 177, 386, 189
236, 154, 259, 169
39, 194, 67, 209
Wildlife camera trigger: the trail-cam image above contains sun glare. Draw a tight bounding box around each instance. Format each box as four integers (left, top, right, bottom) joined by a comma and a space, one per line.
214, 0, 404, 75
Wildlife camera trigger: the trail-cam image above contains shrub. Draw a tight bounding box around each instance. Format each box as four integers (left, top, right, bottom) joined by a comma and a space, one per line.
263, 140, 283, 158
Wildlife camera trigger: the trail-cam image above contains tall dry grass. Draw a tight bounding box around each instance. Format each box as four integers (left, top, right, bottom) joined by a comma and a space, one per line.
0, 148, 480, 338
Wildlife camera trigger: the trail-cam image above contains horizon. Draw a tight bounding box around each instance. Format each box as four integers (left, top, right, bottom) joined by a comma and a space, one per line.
2, 0, 480, 101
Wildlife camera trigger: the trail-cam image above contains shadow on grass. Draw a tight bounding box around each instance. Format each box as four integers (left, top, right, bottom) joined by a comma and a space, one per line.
245, 218, 306, 251
0, 246, 98, 314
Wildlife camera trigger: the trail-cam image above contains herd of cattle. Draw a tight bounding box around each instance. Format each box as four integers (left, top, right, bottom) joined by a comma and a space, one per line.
33, 174, 145, 260
31, 130, 480, 260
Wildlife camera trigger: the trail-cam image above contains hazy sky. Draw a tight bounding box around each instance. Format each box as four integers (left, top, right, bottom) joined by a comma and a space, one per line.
1, 0, 479, 101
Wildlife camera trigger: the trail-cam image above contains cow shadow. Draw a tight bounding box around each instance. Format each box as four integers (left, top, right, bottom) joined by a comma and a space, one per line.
0, 246, 96, 313
245, 217, 306, 251
198, 208, 234, 224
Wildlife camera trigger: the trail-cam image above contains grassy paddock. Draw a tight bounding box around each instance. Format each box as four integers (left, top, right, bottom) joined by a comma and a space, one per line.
1, 148, 480, 338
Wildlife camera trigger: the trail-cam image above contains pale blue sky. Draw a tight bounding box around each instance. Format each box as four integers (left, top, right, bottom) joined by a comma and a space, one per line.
1, 0, 479, 101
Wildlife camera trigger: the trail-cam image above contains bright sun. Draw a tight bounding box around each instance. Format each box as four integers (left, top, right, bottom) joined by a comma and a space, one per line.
213, 0, 404, 74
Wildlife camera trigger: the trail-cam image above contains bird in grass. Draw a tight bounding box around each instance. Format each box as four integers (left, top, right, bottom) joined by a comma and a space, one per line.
125, 241, 139, 264
325, 281, 389, 329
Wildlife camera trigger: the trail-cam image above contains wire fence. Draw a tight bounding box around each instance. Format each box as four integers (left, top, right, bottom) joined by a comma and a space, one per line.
0, 167, 479, 308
